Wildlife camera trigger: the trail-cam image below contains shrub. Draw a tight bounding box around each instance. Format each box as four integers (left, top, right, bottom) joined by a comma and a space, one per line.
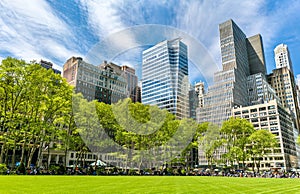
0, 163, 8, 175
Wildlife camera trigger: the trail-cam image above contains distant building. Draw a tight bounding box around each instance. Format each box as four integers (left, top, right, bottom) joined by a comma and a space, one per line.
189, 82, 205, 120
39, 59, 61, 74
268, 67, 300, 129
195, 82, 205, 108
274, 44, 293, 72
134, 85, 142, 103
142, 38, 190, 119
121, 65, 139, 102
63, 57, 127, 104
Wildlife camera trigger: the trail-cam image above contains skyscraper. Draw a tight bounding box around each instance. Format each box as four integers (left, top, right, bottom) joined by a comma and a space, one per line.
267, 43, 300, 129
246, 34, 267, 75
274, 44, 293, 72
197, 19, 253, 124
142, 38, 189, 119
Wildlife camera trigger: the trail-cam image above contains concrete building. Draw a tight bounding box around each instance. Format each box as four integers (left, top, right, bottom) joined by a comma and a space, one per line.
268, 67, 300, 129
63, 57, 127, 103
142, 38, 190, 119
274, 44, 293, 72
247, 73, 279, 105
195, 82, 205, 108
232, 100, 297, 171
246, 34, 267, 75
189, 82, 205, 120
120, 65, 139, 102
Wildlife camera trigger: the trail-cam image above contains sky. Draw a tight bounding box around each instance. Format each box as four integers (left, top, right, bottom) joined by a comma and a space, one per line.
1, 0, 300, 84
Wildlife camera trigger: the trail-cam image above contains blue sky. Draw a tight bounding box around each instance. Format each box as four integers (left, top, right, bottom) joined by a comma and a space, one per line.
1, 0, 300, 83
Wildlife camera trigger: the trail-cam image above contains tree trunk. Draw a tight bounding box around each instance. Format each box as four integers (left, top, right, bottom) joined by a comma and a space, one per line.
4, 148, 9, 165
11, 140, 17, 169
0, 141, 6, 164
36, 143, 44, 167
138, 157, 143, 173
64, 147, 68, 169
27, 147, 37, 168
20, 137, 26, 164
47, 148, 51, 170
256, 160, 260, 173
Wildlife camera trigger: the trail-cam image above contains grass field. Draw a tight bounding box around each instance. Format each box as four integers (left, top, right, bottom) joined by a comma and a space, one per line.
0, 176, 299, 194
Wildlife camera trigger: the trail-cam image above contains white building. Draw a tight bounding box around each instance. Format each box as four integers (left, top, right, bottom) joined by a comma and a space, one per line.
233, 100, 297, 171
274, 44, 293, 72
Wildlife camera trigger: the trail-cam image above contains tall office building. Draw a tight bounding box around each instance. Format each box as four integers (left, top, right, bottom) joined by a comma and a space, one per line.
198, 19, 260, 124
246, 34, 267, 75
267, 44, 300, 129
274, 44, 293, 72
142, 38, 189, 119
268, 67, 300, 129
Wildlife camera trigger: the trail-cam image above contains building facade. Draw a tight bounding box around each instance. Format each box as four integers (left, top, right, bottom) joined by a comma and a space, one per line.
247, 73, 279, 105
268, 67, 300, 129
246, 34, 267, 75
232, 100, 297, 171
274, 44, 293, 72
142, 38, 189, 119
120, 65, 140, 102
197, 20, 264, 124
63, 57, 127, 103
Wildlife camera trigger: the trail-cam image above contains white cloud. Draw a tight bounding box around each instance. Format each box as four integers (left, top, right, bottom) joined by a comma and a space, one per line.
1, 0, 300, 76
0, 0, 81, 66
79, 0, 126, 37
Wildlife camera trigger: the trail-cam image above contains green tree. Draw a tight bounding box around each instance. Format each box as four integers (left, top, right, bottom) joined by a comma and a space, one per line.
248, 129, 277, 172
199, 123, 222, 171
221, 117, 255, 170
0, 57, 73, 169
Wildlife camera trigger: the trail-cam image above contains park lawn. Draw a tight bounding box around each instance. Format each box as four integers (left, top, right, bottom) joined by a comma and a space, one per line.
0, 176, 299, 194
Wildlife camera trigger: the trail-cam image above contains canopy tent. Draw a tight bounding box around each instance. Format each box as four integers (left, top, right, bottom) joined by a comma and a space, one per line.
89, 160, 107, 167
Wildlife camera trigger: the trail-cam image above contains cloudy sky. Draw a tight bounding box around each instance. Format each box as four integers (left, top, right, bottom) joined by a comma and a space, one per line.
1, 0, 300, 83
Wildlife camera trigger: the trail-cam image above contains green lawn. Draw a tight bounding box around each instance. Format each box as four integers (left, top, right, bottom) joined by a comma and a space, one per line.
0, 176, 299, 194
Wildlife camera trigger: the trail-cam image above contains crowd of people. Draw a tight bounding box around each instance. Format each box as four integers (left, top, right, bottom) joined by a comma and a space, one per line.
4, 164, 300, 178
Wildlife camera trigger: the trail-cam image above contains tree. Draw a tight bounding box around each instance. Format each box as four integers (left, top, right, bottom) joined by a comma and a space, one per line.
297, 136, 300, 146
248, 130, 277, 172
199, 123, 222, 171
0, 57, 73, 169
221, 117, 255, 170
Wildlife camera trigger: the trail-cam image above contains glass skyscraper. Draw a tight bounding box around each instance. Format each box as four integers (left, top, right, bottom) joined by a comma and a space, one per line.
142, 38, 189, 119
